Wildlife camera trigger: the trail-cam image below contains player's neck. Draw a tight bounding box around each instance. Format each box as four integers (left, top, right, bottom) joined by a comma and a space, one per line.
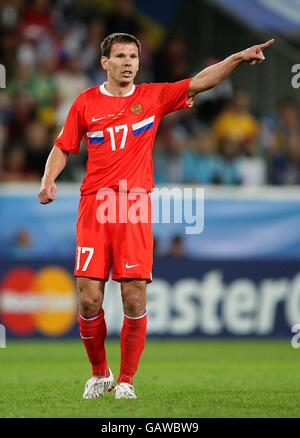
104, 81, 134, 97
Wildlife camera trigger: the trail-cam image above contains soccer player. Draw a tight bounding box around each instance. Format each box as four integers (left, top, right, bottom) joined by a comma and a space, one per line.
38, 33, 274, 399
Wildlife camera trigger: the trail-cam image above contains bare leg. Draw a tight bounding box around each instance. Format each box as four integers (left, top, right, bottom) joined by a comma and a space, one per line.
77, 277, 105, 318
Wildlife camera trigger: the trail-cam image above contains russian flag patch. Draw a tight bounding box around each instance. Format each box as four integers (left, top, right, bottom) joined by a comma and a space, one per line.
132, 116, 155, 136
87, 131, 104, 144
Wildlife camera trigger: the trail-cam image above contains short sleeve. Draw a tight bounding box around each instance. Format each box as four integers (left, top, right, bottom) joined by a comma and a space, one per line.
156, 78, 193, 116
54, 95, 86, 154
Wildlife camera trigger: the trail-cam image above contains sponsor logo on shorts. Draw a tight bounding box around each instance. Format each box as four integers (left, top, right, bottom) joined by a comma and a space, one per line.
125, 263, 141, 269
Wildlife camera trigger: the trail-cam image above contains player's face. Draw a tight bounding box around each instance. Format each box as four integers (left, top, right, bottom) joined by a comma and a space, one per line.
101, 42, 139, 85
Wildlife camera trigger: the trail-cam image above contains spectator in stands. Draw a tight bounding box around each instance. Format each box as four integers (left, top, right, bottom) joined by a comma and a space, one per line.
0, 2, 21, 31
153, 127, 192, 184
81, 18, 107, 82
7, 62, 33, 97
212, 89, 259, 149
168, 235, 186, 259
24, 121, 51, 178
261, 98, 300, 184
153, 237, 161, 256
261, 98, 300, 154
28, 55, 56, 105
0, 124, 8, 169
7, 90, 36, 145
283, 137, 300, 185
270, 135, 300, 185
154, 34, 190, 82
26, 55, 57, 127
7, 228, 33, 259
0, 29, 19, 76
106, 0, 141, 36
0, 146, 37, 182
185, 129, 220, 184
153, 134, 170, 184
237, 139, 267, 186
215, 137, 241, 185
19, 0, 54, 42
0, 92, 12, 151
135, 28, 154, 83
54, 54, 91, 125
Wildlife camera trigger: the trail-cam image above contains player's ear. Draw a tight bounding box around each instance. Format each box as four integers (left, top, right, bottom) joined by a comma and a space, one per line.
101, 56, 108, 71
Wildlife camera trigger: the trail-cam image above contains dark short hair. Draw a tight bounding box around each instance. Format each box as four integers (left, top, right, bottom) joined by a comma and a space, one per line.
101, 33, 141, 58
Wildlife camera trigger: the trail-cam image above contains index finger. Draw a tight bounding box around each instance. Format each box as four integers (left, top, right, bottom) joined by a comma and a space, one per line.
259, 38, 275, 49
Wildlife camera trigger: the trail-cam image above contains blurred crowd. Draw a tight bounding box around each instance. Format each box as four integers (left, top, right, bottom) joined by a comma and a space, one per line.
1, 0, 300, 186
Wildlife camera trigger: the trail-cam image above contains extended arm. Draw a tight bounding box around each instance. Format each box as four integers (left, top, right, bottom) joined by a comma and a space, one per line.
188, 39, 274, 97
38, 146, 69, 204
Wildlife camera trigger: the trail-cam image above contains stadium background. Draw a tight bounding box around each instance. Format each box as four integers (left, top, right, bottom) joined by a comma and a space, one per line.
1, 0, 300, 419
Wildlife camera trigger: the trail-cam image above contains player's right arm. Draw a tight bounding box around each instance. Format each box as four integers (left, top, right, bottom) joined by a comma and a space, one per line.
38, 93, 86, 205
188, 39, 274, 98
38, 146, 69, 204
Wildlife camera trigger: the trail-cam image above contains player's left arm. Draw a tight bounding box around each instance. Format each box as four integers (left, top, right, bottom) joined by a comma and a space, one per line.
188, 39, 274, 98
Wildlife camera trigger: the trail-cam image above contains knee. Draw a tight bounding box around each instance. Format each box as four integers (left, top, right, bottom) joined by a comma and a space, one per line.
78, 281, 102, 318
80, 296, 101, 318
121, 280, 146, 317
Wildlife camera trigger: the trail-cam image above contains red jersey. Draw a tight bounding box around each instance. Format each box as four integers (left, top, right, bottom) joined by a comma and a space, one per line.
54, 79, 192, 195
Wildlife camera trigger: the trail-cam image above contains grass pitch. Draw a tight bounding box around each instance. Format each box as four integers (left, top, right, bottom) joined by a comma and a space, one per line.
0, 339, 299, 418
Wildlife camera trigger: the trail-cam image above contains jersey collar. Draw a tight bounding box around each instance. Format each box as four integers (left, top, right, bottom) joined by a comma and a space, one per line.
100, 82, 136, 97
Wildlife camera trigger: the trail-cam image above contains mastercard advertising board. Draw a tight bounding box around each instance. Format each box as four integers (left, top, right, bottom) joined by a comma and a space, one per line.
0, 265, 77, 337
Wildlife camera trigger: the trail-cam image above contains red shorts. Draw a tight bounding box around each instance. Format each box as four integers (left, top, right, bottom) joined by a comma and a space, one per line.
74, 191, 153, 282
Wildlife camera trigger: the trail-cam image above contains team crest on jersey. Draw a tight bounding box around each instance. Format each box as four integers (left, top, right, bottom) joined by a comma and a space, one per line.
130, 103, 143, 114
